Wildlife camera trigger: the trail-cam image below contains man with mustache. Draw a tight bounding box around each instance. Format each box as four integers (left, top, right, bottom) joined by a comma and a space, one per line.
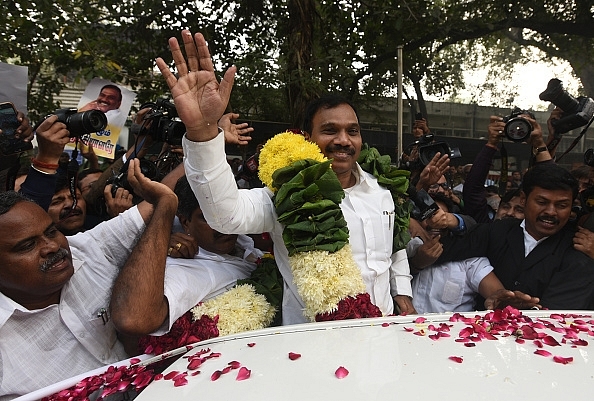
79, 84, 123, 124
436, 162, 594, 310
155, 30, 415, 324
0, 159, 187, 398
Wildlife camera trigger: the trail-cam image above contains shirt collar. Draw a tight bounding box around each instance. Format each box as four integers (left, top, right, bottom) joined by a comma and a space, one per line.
520, 219, 549, 256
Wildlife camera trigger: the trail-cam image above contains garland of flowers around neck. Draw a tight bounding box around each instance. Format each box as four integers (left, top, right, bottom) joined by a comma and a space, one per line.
357, 143, 412, 252
258, 131, 382, 322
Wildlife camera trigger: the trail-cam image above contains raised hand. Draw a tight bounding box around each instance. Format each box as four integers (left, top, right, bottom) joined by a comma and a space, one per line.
219, 112, 253, 145
155, 30, 236, 141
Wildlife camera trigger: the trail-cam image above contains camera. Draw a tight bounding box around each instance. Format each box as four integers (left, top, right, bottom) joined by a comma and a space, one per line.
408, 186, 440, 221
539, 78, 594, 134
415, 134, 461, 166
402, 133, 461, 170
53, 108, 107, 137
502, 107, 535, 142
0, 101, 32, 155
107, 158, 162, 200
584, 148, 594, 167
136, 98, 186, 145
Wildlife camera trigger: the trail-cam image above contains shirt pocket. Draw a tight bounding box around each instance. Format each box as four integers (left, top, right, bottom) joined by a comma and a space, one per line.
440, 271, 465, 306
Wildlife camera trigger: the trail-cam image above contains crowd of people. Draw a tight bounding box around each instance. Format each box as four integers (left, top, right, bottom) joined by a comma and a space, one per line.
1, 29, 594, 398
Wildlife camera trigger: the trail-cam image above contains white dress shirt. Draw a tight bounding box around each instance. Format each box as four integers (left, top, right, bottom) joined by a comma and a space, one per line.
0, 207, 145, 399
183, 131, 413, 325
158, 235, 263, 335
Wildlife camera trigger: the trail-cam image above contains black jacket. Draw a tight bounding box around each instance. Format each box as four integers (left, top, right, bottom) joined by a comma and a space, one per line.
437, 218, 594, 310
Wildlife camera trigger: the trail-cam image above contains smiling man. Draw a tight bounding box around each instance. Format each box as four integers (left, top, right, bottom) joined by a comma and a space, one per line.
0, 160, 181, 398
436, 162, 594, 310
156, 30, 415, 324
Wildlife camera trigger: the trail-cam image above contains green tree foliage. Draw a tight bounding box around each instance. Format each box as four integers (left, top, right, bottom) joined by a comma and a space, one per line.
1, 0, 592, 122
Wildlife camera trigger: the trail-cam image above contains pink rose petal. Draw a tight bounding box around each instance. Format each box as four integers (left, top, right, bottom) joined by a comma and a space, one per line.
289, 352, 301, 360
335, 366, 349, 379
247, 343, 256, 347
553, 356, 573, 365
228, 361, 241, 369
448, 356, 463, 363
414, 317, 427, 323
164, 371, 180, 380
211, 370, 222, 381
381, 323, 390, 327
173, 377, 188, 387
129, 358, 141, 365
236, 366, 251, 381
534, 349, 552, 357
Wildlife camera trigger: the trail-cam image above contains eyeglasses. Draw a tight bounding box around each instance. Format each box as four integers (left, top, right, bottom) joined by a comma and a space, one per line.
429, 183, 449, 190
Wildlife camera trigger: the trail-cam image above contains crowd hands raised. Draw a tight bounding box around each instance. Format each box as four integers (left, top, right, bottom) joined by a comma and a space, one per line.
1, 28, 594, 398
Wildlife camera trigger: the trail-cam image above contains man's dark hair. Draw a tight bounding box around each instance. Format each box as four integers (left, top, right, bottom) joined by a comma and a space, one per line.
0, 191, 34, 215
100, 84, 123, 102
501, 188, 522, 203
570, 165, 591, 181
302, 94, 359, 134
174, 175, 200, 220
78, 168, 103, 182
522, 163, 578, 200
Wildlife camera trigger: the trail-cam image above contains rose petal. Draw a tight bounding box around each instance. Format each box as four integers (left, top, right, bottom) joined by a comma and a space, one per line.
164, 371, 180, 380
289, 352, 301, 360
129, 358, 141, 365
414, 317, 427, 323
228, 361, 241, 369
534, 349, 552, 357
448, 356, 463, 363
553, 356, 573, 364
381, 323, 390, 327
173, 377, 188, 387
221, 366, 232, 374
236, 366, 251, 381
211, 370, 222, 381
187, 359, 202, 370
335, 366, 349, 379
542, 335, 561, 346
247, 343, 256, 347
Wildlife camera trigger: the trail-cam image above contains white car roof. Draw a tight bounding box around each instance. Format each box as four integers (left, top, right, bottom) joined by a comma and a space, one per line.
135, 310, 594, 400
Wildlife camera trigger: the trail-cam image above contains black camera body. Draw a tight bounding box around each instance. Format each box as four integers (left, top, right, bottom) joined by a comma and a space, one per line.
138, 99, 186, 145
107, 158, 162, 200
502, 107, 535, 142
402, 133, 461, 171
53, 108, 107, 137
539, 78, 594, 135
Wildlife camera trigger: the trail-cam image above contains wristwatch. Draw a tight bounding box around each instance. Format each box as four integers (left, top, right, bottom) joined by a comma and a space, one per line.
533, 146, 548, 155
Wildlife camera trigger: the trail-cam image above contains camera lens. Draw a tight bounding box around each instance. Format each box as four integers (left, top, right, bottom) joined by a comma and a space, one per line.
66, 110, 107, 136
584, 149, 594, 167
539, 78, 580, 114
504, 117, 532, 142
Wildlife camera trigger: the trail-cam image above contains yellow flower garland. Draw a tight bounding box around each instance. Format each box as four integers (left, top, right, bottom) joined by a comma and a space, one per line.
258, 131, 327, 191
258, 132, 377, 321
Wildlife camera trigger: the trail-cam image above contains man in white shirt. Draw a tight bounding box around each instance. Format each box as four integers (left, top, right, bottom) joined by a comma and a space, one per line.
155, 30, 415, 325
0, 160, 182, 398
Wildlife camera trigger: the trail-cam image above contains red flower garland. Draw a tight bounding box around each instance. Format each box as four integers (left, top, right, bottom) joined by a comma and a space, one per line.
315, 293, 382, 322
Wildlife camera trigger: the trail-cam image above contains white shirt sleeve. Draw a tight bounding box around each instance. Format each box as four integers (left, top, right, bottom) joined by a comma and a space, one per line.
182, 131, 277, 235
389, 248, 413, 297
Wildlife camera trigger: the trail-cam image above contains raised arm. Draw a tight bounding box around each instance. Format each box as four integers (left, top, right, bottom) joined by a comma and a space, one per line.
109, 158, 178, 335
155, 30, 236, 142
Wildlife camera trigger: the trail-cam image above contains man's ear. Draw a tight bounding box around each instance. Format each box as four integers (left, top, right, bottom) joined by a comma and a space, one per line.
303, 131, 311, 141
177, 214, 190, 233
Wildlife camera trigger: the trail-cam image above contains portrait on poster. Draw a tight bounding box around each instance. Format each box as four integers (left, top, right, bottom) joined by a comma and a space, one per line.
70, 78, 135, 159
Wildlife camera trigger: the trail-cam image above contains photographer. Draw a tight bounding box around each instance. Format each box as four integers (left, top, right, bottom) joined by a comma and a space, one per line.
462, 113, 552, 224
19, 115, 70, 211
